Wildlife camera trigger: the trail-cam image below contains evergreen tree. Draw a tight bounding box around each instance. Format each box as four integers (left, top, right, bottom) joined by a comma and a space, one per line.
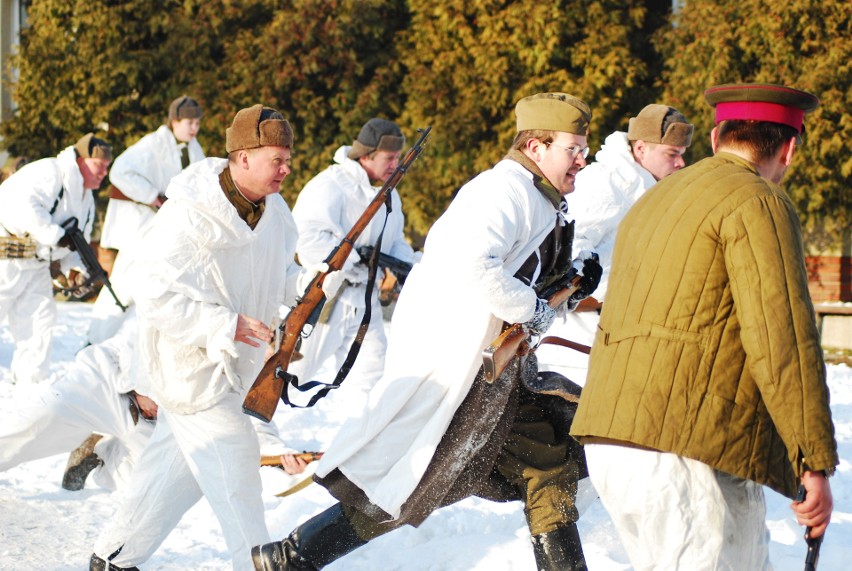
1, 0, 211, 157
656, 0, 851, 252
0, 0, 262, 226
397, 0, 670, 239
207, 0, 409, 200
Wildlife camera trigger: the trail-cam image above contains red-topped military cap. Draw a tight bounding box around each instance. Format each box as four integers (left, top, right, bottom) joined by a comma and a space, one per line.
704, 83, 819, 133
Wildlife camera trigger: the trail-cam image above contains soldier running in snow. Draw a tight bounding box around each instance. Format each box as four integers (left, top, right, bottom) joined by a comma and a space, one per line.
286, 118, 416, 412
252, 92, 603, 571
0, 133, 112, 384
0, 308, 156, 492
537, 103, 694, 383
89, 95, 206, 345
99, 95, 205, 253
90, 104, 346, 571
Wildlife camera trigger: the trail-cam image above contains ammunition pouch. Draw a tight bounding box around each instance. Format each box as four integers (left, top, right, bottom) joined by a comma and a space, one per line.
0, 235, 38, 259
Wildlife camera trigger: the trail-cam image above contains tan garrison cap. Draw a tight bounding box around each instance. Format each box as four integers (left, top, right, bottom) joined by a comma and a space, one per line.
515, 92, 591, 135
348, 118, 405, 160
225, 104, 294, 153
168, 95, 203, 121
627, 104, 693, 147
74, 133, 113, 161
704, 83, 819, 133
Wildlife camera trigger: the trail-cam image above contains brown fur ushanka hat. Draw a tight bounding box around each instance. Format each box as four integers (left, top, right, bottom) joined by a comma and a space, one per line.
168, 95, 203, 122
627, 104, 694, 147
225, 104, 294, 153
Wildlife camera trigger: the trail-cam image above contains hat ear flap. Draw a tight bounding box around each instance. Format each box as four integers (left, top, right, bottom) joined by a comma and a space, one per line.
661, 122, 694, 147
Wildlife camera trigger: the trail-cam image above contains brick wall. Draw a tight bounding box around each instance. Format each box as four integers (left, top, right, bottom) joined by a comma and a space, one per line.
806, 255, 852, 302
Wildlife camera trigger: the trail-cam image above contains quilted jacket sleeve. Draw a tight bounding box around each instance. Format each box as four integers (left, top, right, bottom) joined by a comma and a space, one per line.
721, 188, 837, 474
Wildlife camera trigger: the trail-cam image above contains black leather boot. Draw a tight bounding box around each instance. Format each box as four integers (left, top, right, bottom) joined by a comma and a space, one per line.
252, 503, 367, 570
252, 538, 314, 571
89, 552, 139, 571
530, 523, 588, 571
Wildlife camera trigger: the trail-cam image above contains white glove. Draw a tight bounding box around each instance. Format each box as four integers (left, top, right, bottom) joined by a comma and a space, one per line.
297, 262, 345, 299
320, 267, 347, 299
341, 252, 369, 285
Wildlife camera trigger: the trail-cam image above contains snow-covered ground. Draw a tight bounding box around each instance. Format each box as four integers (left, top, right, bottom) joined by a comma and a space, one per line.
1, 302, 849, 570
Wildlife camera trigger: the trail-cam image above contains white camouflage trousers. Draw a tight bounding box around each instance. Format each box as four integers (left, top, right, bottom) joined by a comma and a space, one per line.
586, 443, 773, 571
94, 390, 269, 571
0, 260, 54, 384
0, 355, 151, 490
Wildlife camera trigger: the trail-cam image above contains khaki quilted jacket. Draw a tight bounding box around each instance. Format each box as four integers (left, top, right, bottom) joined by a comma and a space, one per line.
571, 152, 838, 499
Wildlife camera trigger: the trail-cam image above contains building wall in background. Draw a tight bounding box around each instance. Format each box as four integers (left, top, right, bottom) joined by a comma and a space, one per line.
807, 256, 852, 303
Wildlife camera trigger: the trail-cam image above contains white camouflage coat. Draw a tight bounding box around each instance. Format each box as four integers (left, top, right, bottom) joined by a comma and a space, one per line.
570, 131, 656, 300
132, 157, 301, 413
0, 145, 94, 272
286, 145, 415, 406
100, 125, 205, 250
292, 145, 414, 307
316, 158, 564, 518
0, 146, 94, 382
538, 131, 656, 385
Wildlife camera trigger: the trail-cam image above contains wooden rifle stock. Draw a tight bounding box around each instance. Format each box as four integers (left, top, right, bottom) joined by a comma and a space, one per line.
260, 451, 324, 467
482, 274, 582, 383
243, 126, 432, 422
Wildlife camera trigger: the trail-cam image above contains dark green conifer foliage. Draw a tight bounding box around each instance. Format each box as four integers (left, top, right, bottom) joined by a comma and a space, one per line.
397, 0, 667, 239
206, 0, 409, 201
1, 0, 210, 156
4, 1, 845, 251
656, 0, 851, 250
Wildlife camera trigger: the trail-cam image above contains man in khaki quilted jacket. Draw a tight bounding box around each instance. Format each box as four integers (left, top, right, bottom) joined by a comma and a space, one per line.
571, 83, 837, 570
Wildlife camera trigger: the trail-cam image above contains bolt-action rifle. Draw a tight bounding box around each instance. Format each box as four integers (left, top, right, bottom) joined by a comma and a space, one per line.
60, 217, 127, 312
243, 126, 432, 422
481, 268, 581, 383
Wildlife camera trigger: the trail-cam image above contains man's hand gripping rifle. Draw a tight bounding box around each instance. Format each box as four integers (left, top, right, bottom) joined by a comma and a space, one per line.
60, 217, 127, 312
482, 252, 601, 382
242, 126, 432, 422
482, 269, 580, 383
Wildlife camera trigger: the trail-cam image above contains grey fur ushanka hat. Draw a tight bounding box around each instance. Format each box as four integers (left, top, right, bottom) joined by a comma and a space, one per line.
348, 118, 405, 160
